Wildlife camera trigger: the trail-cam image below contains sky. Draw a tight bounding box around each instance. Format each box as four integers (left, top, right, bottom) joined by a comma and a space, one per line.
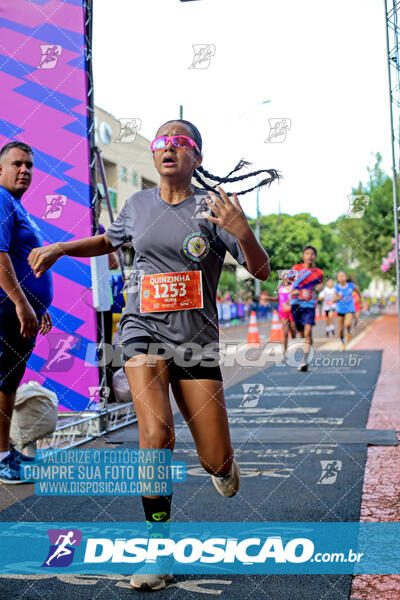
92, 0, 391, 224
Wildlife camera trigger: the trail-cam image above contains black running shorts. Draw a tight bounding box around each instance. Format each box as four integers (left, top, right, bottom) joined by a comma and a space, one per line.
122, 336, 223, 382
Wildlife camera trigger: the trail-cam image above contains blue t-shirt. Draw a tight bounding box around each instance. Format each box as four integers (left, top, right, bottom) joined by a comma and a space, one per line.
335, 282, 355, 314
0, 185, 53, 316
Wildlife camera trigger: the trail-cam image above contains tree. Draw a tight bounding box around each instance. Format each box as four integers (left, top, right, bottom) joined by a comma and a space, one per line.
218, 270, 238, 295
333, 153, 397, 286
247, 212, 340, 293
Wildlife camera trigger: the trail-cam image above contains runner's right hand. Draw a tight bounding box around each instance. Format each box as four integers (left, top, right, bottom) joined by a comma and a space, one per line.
28, 244, 63, 277
15, 300, 38, 338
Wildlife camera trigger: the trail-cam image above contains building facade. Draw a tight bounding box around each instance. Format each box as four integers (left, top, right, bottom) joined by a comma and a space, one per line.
94, 106, 159, 228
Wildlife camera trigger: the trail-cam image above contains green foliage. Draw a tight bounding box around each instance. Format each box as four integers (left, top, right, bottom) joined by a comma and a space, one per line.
249, 212, 341, 279
218, 270, 238, 295
347, 269, 371, 291
332, 152, 397, 285
261, 273, 279, 295
217, 152, 397, 297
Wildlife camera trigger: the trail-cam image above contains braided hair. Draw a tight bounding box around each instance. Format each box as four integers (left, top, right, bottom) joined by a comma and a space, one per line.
160, 119, 280, 196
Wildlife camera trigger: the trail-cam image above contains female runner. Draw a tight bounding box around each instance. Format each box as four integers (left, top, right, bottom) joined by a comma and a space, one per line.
348, 276, 361, 327
267, 270, 297, 362
334, 271, 361, 350
28, 119, 279, 590
318, 278, 336, 336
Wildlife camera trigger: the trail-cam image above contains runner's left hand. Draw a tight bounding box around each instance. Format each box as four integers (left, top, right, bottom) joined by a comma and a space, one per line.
39, 310, 52, 335
204, 186, 250, 239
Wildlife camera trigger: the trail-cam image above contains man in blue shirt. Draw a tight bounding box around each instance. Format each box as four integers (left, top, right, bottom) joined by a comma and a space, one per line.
0, 142, 53, 483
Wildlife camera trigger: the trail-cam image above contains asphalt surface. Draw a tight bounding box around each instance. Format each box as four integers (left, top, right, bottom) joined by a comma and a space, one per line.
0, 313, 383, 600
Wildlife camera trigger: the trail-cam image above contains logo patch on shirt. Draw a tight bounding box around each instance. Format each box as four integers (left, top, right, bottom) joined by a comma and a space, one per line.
182, 232, 210, 262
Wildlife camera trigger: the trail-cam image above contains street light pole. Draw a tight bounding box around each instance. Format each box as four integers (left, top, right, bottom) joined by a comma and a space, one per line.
384, 0, 400, 349
255, 184, 261, 297
236, 99, 271, 298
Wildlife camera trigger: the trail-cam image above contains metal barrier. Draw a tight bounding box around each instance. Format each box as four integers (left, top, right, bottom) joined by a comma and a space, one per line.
34, 403, 137, 452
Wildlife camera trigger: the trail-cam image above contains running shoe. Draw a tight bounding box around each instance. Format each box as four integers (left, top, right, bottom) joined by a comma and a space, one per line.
0, 452, 27, 484
298, 364, 308, 372
9, 443, 35, 463
130, 573, 174, 590
212, 458, 240, 497
340, 342, 346, 351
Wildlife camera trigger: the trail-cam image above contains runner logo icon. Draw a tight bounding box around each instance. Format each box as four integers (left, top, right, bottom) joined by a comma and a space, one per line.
38, 44, 62, 70
42, 333, 80, 372
191, 194, 213, 219
189, 44, 216, 69
239, 384, 264, 408
265, 118, 291, 143
42, 529, 82, 567
317, 460, 343, 485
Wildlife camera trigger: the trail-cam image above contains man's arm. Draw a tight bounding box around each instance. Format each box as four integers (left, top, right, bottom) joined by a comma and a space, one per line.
0, 252, 38, 337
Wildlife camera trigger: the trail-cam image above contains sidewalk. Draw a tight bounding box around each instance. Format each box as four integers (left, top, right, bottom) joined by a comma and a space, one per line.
350, 314, 400, 600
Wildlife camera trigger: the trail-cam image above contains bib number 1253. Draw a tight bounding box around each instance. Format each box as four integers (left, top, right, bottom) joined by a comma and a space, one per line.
140, 271, 203, 313
153, 281, 187, 298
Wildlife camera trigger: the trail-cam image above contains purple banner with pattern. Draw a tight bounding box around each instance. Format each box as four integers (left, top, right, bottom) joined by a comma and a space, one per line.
0, 0, 99, 411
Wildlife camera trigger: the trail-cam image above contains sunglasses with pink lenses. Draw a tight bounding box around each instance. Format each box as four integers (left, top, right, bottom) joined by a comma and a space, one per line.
150, 135, 200, 154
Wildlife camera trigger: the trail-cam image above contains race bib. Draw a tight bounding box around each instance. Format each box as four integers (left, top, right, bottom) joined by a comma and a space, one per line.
140, 271, 203, 313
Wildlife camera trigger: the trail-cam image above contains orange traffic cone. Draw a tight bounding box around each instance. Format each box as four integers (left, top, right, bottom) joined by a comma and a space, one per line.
247, 311, 261, 347
268, 310, 283, 342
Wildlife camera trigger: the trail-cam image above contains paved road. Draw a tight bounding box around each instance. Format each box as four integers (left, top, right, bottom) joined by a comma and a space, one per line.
0, 313, 383, 600
218, 312, 377, 388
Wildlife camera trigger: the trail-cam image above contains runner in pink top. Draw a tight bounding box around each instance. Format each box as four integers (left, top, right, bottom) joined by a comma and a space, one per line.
278, 271, 296, 358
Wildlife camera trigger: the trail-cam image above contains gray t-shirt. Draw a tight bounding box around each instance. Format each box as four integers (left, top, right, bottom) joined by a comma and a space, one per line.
105, 187, 246, 353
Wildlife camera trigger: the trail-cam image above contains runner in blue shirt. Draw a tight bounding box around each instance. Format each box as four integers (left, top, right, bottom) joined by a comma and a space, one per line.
334, 271, 361, 350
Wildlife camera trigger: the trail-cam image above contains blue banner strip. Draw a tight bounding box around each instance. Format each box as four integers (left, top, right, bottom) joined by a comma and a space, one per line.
0, 522, 399, 574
